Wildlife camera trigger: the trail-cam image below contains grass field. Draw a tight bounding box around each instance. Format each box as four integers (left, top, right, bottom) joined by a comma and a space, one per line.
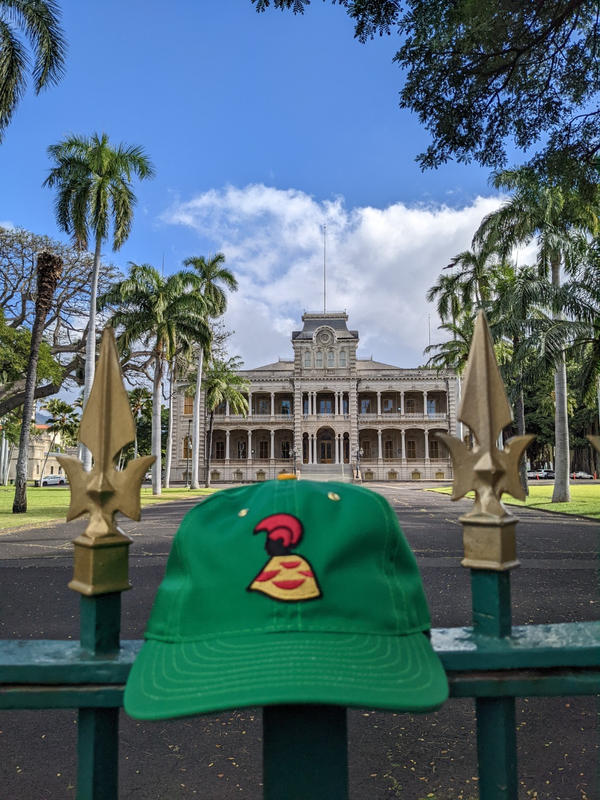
0, 485, 217, 532
429, 483, 600, 519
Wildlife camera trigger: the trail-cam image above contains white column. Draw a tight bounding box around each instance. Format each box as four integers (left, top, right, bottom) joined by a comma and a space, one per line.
425, 429, 429, 460
334, 392, 338, 416
248, 392, 253, 417
377, 391, 381, 416
335, 434, 340, 464
400, 391, 404, 415
377, 428, 382, 460
270, 429, 275, 459
225, 430, 230, 460
312, 434, 316, 464
271, 392, 275, 415
423, 390, 428, 415
401, 429, 406, 460
225, 401, 230, 417
247, 430, 252, 461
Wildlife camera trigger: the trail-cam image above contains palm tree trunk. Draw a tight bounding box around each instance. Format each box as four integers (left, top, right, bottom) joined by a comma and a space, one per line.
205, 410, 215, 489
2, 442, 14, 485
13, 252, 63, 513
81, 233, 102, 471
550, 255, 571, 502
164, 362, 175, 489
515, 386, 529, 495
190, 348, 203, 489
152, 353, 164, 496
0, 430, 6, 485
552, 355, 571, 501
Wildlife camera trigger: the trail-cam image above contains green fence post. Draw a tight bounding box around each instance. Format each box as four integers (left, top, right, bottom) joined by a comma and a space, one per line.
471, 569, 518, 800
56, 329, 155, 800
438, 312, 532, 800
78, 593, 122, 800
263, 704, 348, 800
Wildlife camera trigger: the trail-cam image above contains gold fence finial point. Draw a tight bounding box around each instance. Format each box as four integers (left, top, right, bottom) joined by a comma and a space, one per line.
438, 311, 534, 521
58, 327, 155, 595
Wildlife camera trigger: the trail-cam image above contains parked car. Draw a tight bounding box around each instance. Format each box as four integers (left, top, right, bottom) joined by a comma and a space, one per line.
541, 469, 555, 479
573, 470, 593, 479
40, 474, 67, 486
526, 469, 542, 479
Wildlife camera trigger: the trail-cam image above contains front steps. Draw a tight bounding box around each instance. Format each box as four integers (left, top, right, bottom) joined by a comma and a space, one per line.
298, 463, 353, 483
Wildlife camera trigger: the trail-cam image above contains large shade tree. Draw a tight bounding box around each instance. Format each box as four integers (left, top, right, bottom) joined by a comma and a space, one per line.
253, 1, 600, 185
98, 263, 210, 495
182, 253, 238, 489
0, 0, 65, 141
473, 168, 600, 501
43, 132, 154, 469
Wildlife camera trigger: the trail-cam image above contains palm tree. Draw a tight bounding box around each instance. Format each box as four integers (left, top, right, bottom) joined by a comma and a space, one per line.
488, 264, 556, 491
43, 132, 154, 469
0, 0, 65, 141
39, 397, 78, 483
203, 357, 248, 488
183, 254, 238, 489
128, 387, 151, 459
13, 250, 62, 512
424, 312, 475, 375
474, 167, 600, 501
98, 263, 209, 496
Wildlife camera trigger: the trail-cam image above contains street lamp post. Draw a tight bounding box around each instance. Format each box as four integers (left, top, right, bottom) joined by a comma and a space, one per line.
355, 446, 364, 481
186, 419, 191, 488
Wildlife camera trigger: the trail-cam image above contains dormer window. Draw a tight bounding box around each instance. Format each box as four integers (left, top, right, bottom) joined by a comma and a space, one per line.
304, 351, 311, 368
327, 350, 335, 368
339, 349, 347, 367
315, 350, 323, 368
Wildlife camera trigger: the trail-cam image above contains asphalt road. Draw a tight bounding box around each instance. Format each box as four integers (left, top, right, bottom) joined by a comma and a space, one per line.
0, 483, 598, 799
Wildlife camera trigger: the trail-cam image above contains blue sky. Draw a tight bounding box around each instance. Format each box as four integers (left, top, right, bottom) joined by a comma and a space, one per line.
0, 0, 501, 369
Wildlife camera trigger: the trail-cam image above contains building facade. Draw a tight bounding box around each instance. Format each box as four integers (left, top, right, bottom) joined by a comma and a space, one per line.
170, 311, 458, 483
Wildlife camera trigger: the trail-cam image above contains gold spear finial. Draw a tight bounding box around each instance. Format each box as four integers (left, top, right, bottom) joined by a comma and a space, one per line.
438, 311, 534, 521
58, 328, 155, 595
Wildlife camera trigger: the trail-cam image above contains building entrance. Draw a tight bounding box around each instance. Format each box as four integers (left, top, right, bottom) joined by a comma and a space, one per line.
320, 440, 333, 463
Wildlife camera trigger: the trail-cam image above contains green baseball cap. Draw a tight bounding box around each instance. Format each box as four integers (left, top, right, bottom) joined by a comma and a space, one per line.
124, 478, 448, 720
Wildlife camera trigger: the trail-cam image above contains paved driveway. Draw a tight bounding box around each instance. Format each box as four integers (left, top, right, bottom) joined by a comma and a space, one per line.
1, 483, 598, 799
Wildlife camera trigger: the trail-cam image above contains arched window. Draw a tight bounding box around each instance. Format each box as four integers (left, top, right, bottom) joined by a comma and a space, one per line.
327, 350, 335, 367
339, 349, 347, 367
315, 350, 323, 368
304, 351, 311, 367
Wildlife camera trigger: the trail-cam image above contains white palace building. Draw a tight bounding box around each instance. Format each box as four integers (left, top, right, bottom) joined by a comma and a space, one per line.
170, 311, 458, 483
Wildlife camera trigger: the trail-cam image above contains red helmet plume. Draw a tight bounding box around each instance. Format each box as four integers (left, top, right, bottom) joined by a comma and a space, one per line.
253, 513, 303, 550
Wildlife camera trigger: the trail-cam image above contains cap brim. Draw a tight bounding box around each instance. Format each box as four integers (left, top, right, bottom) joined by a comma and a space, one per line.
124, 631, 448, 720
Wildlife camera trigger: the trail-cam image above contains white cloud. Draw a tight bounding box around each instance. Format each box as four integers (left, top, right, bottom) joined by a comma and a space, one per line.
162, 185, 505, 369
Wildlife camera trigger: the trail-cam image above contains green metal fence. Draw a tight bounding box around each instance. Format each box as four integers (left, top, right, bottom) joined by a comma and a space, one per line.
1, 568, 598, 799
1, 321, 598, 799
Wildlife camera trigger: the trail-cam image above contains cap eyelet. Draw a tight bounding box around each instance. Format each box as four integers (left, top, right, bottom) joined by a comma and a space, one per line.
327, 492, 340, 501
238, 508, 249, 517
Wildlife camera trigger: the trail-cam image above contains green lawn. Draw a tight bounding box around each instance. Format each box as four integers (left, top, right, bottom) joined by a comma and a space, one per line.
0, 485, 217, 532
429, 483, 600, 519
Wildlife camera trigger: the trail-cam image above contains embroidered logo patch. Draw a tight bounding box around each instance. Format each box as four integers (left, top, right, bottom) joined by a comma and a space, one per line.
248, 513, 321, 601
